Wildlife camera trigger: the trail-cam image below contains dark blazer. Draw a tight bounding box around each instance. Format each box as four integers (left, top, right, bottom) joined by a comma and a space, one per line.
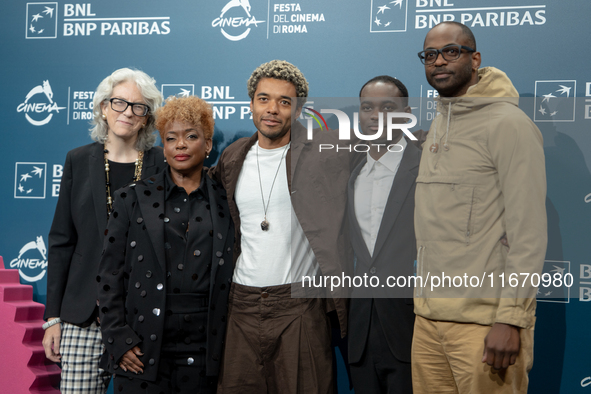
348, 141, 420, 364
209, 122, 355, 337
97, 170, 234, 381
45, 142, 165, 323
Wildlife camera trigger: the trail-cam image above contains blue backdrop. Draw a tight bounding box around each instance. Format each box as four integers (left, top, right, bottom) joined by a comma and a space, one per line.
2, 1, 590, 392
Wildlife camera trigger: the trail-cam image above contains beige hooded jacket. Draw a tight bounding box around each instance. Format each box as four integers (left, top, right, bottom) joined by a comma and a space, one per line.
414, 67, 547, 329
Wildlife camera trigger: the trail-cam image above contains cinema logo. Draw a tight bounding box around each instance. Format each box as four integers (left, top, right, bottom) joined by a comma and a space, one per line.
304, 108, 417, 153
10, 236, 48, 282
212, 0, 265, 41
17, 80, 65, 126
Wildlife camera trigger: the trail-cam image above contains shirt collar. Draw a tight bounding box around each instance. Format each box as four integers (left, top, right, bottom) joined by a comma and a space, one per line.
164, 167, 208, 200
365, 137, 407, 173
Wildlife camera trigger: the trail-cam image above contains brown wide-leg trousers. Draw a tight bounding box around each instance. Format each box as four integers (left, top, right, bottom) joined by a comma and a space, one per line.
217, 283, 333, 394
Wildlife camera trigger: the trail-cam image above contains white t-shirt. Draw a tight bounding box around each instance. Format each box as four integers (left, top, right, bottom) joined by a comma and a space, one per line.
233, 141, 318, 287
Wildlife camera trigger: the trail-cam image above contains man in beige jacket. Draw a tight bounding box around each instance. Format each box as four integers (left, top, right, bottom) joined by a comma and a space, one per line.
412, 22, 547, 393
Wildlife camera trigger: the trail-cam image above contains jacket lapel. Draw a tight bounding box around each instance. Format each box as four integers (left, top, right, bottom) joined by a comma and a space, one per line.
141, 147, 157, 176
372, 143, 420, 260
206, 173, 231, 294
89, 143, 108, 237
226, 133, 257, 203
135, 172, 166, 272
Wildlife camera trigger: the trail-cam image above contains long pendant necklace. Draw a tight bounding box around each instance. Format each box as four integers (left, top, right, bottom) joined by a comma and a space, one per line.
256, 142, 289, 231
104, 149, 144, 215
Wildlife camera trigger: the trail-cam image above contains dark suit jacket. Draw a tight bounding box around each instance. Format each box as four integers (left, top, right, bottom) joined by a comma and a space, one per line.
348, 141, 420, 364
97, 170, 234, 381
45, 142, 165, 323
209, 122, 355, 337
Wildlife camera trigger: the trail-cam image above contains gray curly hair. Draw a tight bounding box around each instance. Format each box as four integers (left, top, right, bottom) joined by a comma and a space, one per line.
247, 60, 308, 108
90, 68, 163, 151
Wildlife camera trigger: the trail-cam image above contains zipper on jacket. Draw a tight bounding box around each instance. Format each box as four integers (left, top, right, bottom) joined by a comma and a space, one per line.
465, 189, 475, 245
415, 245, 424, 297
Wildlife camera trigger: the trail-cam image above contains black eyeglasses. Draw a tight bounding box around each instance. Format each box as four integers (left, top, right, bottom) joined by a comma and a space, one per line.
108, 98, 150, 117
418, 45, 475, 65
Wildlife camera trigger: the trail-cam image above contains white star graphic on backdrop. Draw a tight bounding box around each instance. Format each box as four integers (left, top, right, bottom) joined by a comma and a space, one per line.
18, 184, 24, 193
384, 21, 391, 26
26, 189, 33, 194
545, 291, 552, 296
38, 29, 44, 34
377, 5, 390, 14
179, 88, 190, 98
556, 85, 571, 97
551, 265, 565, 275
43, 6, 54, 17
32, 166, 44, 177
29, 25, 36, 33
538, 106, 546, 115
550, 111, 558, 116
21, 173, 32, 182
374, 17, 381, 26
541, 93, 555, 103
32, 13, 43, 22
390, 0, 403, 8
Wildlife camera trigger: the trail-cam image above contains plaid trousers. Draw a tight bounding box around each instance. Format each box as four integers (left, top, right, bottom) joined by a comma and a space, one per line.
59, 321, 111, 393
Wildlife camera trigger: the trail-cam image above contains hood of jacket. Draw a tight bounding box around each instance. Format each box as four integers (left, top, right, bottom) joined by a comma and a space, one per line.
436, 67, 520, 115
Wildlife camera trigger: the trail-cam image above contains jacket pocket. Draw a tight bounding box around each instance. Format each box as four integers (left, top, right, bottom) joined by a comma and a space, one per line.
415, 180, 477, 244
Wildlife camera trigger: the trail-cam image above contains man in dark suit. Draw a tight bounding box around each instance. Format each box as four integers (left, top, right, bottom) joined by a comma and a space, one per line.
348, 76, 419, 393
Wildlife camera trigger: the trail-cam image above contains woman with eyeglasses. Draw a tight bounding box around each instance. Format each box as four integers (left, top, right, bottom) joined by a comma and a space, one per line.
42, 68, 166, 393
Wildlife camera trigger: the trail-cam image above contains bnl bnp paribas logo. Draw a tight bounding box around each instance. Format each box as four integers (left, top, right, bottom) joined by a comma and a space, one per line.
534, 80, 576, 122
16, 80, 65, 126
370, 0, 408, 32
10, 236, 48, 282
14, 162, 47, 199
212, 0, 265, 41
25, 2, 58, 39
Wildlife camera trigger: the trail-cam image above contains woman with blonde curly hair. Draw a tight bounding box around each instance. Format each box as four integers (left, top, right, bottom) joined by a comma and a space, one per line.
97, 95, 235, 393
43, 67, 166, 393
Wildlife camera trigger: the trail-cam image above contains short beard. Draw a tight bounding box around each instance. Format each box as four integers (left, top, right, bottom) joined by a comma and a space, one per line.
428, 61, 473, 97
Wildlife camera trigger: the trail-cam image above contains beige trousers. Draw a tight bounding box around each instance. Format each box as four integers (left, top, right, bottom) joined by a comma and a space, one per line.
412, 315, 533, 394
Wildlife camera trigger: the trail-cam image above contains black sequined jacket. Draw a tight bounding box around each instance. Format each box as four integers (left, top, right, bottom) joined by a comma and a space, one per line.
97, 169, 234, 381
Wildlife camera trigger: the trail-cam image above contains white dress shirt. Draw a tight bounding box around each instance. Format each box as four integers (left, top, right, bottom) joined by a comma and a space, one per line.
354, 138, 407, 256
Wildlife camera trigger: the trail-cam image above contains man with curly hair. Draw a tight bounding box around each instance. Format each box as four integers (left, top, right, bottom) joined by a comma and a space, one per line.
211, 60, 351, 393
